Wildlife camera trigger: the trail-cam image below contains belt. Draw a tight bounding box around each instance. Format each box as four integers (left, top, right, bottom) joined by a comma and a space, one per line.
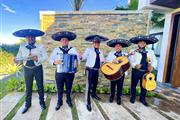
133, 68, 147, 72
24, 65, 41, 69
86, 67, 99, 71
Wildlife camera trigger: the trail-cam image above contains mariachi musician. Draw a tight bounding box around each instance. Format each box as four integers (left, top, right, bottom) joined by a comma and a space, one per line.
106, 39, 131, 105
81, 35, 108, 111
49, 31, 80, 111
14, 29, 48, 114
129, 35, 158, 106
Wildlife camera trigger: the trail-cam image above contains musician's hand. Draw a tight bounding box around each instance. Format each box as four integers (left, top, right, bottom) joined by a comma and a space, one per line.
112, 59, 119, 64
78, 52, 82, 60
130, 51, 136, 55
54, 60, 61, 65
135, 64, 142, 69
14, 57, 19, 64
148, 65, 153, 72
32, 56, 38, 62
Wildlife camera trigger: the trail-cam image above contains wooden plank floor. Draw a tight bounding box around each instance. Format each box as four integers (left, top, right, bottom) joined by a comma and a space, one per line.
12, 93, 46, 120
46, 95, 73, 120
0, 92, 24, 120
1, 92, 179, 120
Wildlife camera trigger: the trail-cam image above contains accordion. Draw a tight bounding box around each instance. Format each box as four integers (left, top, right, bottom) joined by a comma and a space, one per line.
56, 53, 78, 73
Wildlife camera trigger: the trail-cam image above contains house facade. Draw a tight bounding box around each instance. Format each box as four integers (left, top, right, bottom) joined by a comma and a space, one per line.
138, 0, 180, 87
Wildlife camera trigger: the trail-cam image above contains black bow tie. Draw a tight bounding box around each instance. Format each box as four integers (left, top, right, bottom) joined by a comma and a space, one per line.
139, 49, 148, 54
114, 51, 122, 57
94, 48, 100, 54
26, 44, 36, 50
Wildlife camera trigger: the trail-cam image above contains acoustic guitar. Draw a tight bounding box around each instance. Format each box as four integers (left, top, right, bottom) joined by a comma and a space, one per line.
100, 49, 141, 81
142, 72, 156, 91
100, 56, 130, 80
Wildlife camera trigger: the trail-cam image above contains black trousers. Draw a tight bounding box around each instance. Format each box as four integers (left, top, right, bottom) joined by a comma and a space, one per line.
55, 73, 75, 104
130, 68, 147, 101
86, 68, 99, 105
24, 65, 45, 107
110, 74, 125, 100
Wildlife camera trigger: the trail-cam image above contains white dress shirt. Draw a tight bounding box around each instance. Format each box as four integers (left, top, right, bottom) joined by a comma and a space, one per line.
49, 46, 80, 73
82, 47, 105, 68
129, 48, 157, 69
106, 50, 128, 62
16, 42, 48, 66
106, 50, 128, 76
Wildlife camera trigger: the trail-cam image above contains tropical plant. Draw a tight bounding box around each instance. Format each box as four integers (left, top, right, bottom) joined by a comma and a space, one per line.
0, 50, 22, 75
68, 0, 85, 11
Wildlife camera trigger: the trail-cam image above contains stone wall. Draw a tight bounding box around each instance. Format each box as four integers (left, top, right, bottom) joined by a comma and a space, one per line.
40, 10, 151, 86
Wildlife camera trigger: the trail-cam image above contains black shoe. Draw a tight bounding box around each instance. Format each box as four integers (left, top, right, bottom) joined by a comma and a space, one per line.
130, 98, 135, 104
66, 101, 73, 107
40, 103, 46, 110
21, 106, 30, 114
139, 99, 149, 107
55, 103, 63, 111
109, 97, 114, 103
86, 104, 91, 112
117, 99, 121, 105
92, 94, 101, 100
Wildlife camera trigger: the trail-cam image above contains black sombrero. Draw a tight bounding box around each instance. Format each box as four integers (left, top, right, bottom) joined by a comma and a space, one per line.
129, 35, 158, 44
52, 31, 76, 41
13, 29, 45, 37
85, 35, 109, 42
107, 39, 131, 47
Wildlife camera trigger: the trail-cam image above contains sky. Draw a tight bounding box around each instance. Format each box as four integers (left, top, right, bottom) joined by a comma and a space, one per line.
0, 0, 128, 44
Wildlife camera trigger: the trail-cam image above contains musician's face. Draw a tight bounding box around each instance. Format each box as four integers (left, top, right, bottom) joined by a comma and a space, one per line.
61, 38, 69, 46
26, 36, 35, 44
93, 41, 100, 48
114, 44, 122, 52
138, 41, 146, 48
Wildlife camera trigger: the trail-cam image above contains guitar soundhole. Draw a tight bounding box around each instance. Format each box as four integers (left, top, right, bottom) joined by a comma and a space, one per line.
106, 65, 113, 70
118, 60, 122, 63
149, 77, 152, 80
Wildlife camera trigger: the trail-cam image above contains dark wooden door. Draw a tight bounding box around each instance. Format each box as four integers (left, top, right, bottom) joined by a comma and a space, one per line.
172, 13, 180, 87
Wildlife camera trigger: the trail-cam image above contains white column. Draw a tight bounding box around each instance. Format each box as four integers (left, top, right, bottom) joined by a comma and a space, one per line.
157, 13, 171, 83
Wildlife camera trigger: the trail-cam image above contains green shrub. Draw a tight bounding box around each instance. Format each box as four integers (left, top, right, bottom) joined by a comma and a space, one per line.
3, 77, 156, 97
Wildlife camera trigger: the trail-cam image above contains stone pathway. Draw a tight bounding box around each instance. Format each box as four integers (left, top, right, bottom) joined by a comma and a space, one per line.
1, 92, 180, 120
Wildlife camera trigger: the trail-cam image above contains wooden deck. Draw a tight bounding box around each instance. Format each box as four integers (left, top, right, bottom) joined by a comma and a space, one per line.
0, 92, 180, 120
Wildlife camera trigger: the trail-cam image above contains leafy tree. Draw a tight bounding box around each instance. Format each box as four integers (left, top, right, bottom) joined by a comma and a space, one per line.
151, 12, 165, 28
115, 0, 138, 10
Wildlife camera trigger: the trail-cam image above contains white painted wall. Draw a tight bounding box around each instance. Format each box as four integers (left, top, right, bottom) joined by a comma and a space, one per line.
138, 0, 174, 13
157, 13, 172, 83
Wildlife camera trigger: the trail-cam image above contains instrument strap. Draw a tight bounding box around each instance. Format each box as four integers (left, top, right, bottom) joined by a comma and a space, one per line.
59, 47, 72, 54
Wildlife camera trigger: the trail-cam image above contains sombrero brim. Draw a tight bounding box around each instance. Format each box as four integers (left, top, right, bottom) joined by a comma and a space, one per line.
13, 29, 44, 37
107, 39, 131, 47
85, 35, 109, 42
130, 35, 158, 44
52, 31, 76, 41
